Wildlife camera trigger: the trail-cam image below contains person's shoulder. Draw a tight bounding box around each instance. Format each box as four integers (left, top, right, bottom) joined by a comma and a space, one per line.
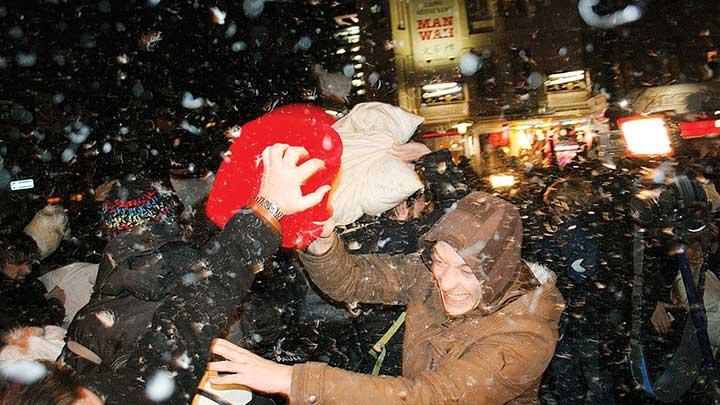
496, 262, 564, 322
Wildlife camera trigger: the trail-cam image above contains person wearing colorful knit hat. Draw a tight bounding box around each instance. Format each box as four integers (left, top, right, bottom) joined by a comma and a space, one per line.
98, 180, 181, 238
63, 142, 332, 404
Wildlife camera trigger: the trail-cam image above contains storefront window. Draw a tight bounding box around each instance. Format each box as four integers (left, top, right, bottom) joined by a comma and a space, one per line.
544, 70, 587, 93
420, 82, 466, 107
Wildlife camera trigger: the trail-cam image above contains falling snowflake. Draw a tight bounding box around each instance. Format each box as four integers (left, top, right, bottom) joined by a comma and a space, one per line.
145, 370, 175, 402
95, 310, 116, 328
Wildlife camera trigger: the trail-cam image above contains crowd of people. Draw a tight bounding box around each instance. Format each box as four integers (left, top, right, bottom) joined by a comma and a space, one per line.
1, 102, 720, 405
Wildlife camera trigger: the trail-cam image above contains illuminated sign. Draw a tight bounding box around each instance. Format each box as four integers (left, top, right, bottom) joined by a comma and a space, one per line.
678, 119, 720, 138
410, 0, 462, 63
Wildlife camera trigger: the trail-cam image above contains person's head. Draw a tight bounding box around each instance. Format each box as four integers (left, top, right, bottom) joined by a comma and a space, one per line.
390, 189, 434, 222
99, 178, 181, 240
0, 360, 103, 405
427, 241, 484, 316
420, 192, 523, 317
1, 232, 38, 280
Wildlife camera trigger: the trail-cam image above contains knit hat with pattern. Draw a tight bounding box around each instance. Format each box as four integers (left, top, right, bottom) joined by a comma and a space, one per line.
100, 180, 180, 238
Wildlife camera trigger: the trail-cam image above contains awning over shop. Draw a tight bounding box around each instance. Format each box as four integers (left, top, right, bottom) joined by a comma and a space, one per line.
627, 82, 720, 115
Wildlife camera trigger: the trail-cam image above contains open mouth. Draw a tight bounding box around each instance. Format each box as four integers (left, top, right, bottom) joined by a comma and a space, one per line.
443, 292, 471, 304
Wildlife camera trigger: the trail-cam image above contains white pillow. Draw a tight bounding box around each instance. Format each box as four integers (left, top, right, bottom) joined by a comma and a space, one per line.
38, 262, 99, 327
330, 103, 425, 226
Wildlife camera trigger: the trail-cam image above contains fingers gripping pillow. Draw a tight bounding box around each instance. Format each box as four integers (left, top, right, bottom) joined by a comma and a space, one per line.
205, 104, 342, 249
330, 103, 425, 226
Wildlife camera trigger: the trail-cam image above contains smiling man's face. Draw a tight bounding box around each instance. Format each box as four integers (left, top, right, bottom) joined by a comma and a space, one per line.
430, 241, 483, 316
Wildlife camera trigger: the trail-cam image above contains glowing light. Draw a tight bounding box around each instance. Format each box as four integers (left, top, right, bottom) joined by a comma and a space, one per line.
336, 48, 346, 55
422, 82, 458, 91
619, 99, 629, 108
544, 70, 585, 87
517, 130, 532, 149
490, 175, 516, 188
456, 122, 472, 134
619, 116, 672, 156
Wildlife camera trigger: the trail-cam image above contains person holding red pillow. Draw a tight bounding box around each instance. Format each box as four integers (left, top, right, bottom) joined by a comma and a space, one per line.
63, 143, 330, 403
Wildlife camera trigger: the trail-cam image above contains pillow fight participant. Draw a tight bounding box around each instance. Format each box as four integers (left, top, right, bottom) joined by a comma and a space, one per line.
207, 191, 565, 404
0, 231, 66, 334
61, 143, 331, 403
218, 145, 473, 381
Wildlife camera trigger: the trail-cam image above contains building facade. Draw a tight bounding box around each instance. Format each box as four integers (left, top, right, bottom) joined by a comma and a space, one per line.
386, 0, 594, 166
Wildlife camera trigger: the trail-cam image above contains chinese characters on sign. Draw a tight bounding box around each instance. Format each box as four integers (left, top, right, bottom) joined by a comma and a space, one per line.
410, 0, 461, 63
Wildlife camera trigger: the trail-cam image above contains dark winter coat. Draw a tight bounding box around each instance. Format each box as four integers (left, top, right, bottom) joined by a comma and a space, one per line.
0, 273, 65, 334
63, 209, 280, 404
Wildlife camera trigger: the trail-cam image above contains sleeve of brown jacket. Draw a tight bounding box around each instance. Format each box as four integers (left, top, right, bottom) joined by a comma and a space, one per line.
289, 312, 559, 404
298, 233, 426, 305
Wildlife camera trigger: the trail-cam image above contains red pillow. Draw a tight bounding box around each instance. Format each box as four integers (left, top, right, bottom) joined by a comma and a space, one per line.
206, 104, 342, 249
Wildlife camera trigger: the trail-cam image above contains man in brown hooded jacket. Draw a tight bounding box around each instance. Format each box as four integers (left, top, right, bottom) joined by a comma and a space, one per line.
206, 191, 565, 404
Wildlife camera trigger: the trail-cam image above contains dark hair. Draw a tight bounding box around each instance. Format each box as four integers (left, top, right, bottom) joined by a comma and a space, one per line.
0, 231, 38, 267
0, 361, 87, 405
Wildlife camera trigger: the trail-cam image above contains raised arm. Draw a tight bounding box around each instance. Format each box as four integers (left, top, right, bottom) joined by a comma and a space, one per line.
298, 232, 426, 306
74, 144, 332, 403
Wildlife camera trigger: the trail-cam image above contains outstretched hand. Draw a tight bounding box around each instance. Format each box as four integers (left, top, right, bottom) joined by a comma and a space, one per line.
258, 144, 332, 216
208, 338, 292, 396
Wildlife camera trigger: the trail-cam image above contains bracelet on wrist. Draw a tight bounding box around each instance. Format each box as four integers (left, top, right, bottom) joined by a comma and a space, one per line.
249, 197, 282, 235
253, 196, 284, 221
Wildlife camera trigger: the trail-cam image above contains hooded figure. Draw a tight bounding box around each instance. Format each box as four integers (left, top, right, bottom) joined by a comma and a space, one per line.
291, 191, 565, 404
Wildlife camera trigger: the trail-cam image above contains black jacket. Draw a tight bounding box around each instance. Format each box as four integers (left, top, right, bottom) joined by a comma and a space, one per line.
63, 209, 280, 404
0, 274, 65, 334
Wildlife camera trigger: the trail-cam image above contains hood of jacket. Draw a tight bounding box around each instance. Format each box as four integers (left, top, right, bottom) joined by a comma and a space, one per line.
419, 191, 524, 314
